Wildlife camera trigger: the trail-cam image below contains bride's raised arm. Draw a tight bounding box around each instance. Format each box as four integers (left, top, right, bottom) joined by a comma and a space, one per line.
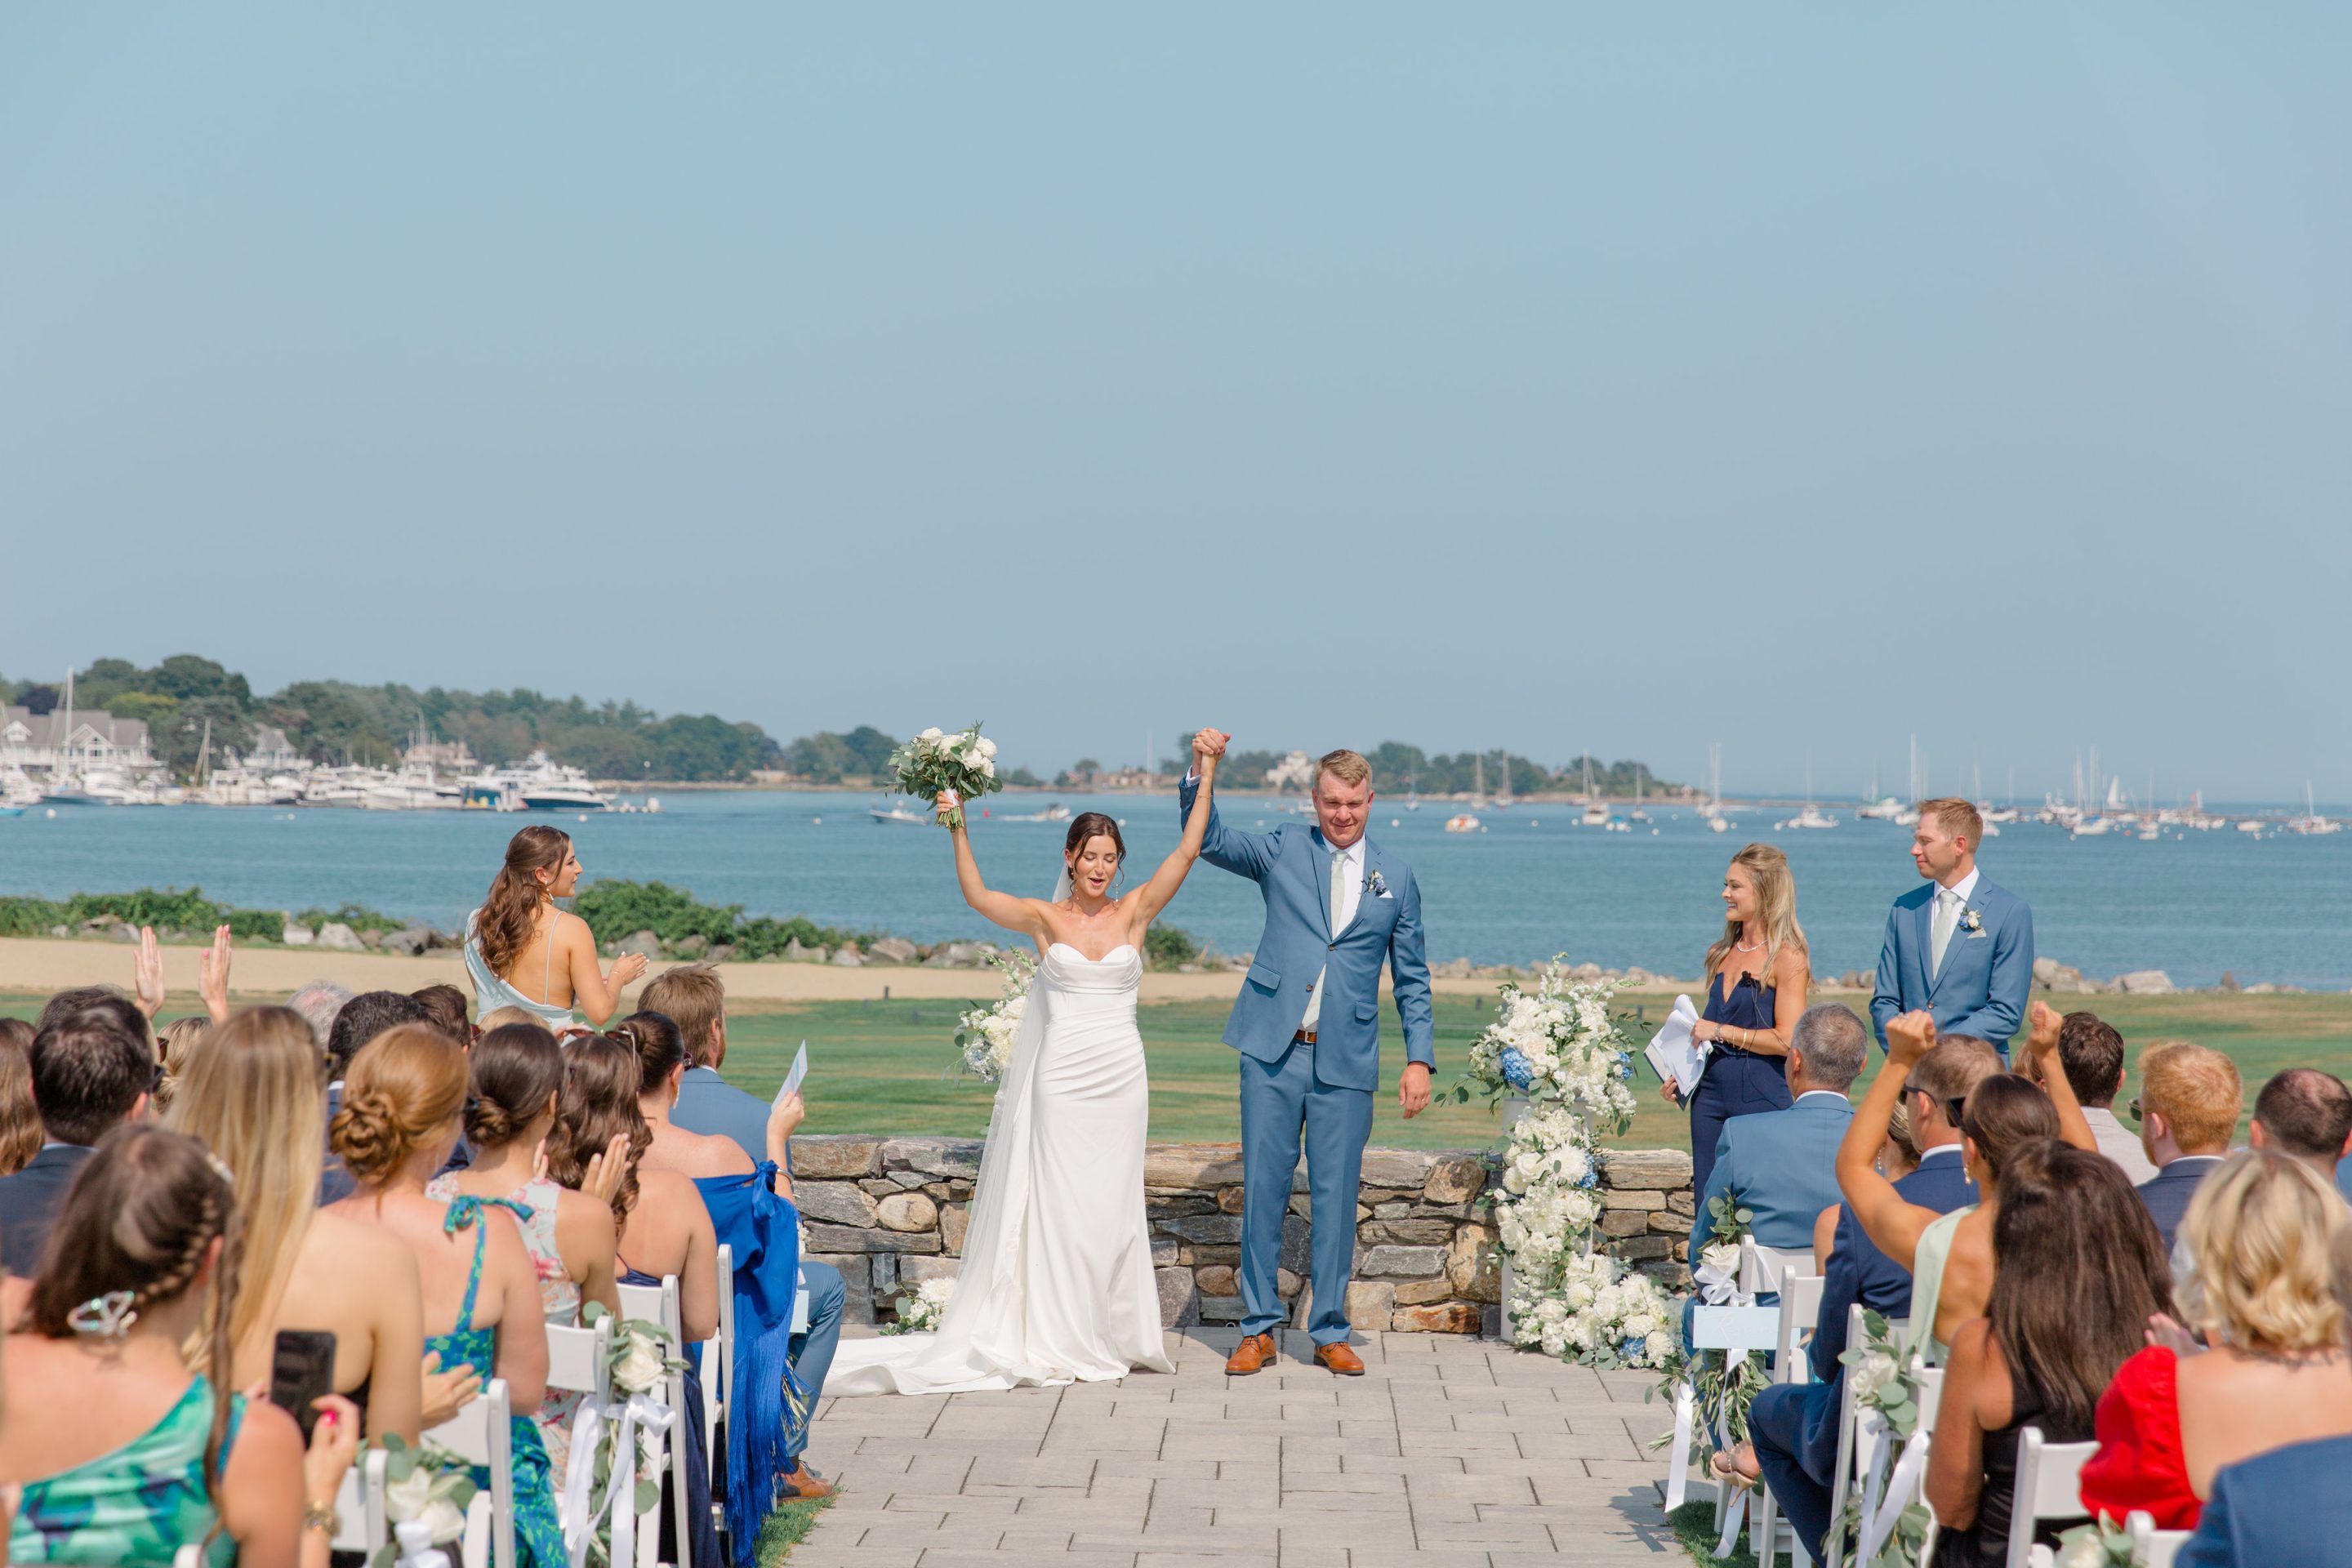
943, 799, 1053, 942
1129, 745, 1218, 936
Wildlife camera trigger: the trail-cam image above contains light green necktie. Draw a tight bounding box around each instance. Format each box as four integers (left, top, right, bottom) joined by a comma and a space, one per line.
1301, 849, 1351, 1031
1929, 888, 1959, 978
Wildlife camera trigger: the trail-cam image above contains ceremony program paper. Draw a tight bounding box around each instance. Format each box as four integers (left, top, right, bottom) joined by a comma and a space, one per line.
775, 1041, 808, 1108
1643, 995, 1705, 1091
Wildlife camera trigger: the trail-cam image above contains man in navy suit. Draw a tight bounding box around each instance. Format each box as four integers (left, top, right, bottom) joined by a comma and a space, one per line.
2134, 1040, 2240, 1253
0, 1001, 155, 1276
1871, 798, 2033, 1058
2180, 1433, 2352, 1565
1744, 1036, 1999, 1561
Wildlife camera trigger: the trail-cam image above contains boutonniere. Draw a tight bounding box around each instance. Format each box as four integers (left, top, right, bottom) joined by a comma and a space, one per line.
1962, 907, 1984, 933
1366, 869, 1391, 898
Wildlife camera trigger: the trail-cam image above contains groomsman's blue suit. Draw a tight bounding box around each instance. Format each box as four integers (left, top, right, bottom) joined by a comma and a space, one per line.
1869, 875, 2034, 1055
1180, 775, 1436, 1345
2177, 1433, 2352, 1568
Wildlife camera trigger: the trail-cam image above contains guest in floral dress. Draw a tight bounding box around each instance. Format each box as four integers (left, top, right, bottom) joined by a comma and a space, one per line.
429, 1021, 621, 1475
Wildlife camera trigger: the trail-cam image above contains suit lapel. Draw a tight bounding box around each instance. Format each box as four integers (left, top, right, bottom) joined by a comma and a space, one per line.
1307, 830, 1334, 937
1336, 840, 1379, 939
1913, 887, 1938, 996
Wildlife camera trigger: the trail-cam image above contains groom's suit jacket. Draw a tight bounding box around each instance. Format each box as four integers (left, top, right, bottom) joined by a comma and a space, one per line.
1869, 874, 2033, 1054
1179, 776, 1435, 1092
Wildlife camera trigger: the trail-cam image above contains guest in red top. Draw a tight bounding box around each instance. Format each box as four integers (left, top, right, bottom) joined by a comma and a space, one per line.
2080, 1150, 2352, 1530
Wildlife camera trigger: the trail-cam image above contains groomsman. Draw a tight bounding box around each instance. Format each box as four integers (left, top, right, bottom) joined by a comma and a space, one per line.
1870, 797, 2033, 1057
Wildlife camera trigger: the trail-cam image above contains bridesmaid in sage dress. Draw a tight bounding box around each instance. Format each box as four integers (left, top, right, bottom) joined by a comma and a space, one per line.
1664, 844, 1811, 1200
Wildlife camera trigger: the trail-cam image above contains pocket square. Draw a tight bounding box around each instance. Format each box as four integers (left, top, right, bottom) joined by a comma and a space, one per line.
1965, 929, 1989, 939
1376, 889, 1393, 900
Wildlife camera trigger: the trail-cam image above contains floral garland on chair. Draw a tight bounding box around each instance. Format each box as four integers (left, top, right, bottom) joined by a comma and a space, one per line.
1651, 1190, 1773, 1460
1452, 964, 1675, 1371
1838, 1309, 1936, 1568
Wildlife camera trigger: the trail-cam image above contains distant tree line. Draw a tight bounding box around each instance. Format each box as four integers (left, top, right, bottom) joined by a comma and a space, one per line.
1140, 739, 1679, 797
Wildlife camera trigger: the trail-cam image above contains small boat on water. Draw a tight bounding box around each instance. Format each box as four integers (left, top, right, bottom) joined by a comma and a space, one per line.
1776, 805, 1838, 830
1444, 813, 1481, 834
998, 804, 1071, 822
870, 803, 929, 826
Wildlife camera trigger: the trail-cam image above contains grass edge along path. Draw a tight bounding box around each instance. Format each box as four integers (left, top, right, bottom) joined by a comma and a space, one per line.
755, 1493, 834, 1565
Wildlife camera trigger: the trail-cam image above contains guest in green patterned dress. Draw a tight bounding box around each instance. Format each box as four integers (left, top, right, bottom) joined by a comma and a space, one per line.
326, 1022, 567, 1567
0, 1125, 361, 1568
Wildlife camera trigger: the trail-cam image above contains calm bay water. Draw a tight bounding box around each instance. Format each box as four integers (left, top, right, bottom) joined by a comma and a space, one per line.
3, 793, 2349, 989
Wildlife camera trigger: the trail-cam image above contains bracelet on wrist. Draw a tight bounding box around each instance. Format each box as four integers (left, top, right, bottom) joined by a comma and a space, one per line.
304, 1499, 339, 1535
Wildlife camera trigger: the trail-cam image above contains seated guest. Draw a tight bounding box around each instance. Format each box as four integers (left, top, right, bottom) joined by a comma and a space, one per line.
0, 1002, 154, 1276
34, 986, 149, 1036
2079, 1150, 2352, 1530
1845, 1005, 2096, 1361
326, 1025, 564, 1568
477, 1004, 537, 1035
2172, 1224, 2352, 1567
2136, 1041, 2242, 1253
2054, 1010, 2156, 1184
465, 826, 646, 1027
643, 963, 773, 1164
1815, 1098, 1921, 1262
287, 981, 355, 1052
617, 1010, 844, 1504
320, 991, 434, 1201
1924, 1139, 2175, 1568
2246, 1067, 2352, 1190
0, 1017, 41, 1177
163, 1006, 436, 1442
410, 982, 474, 1045
1687, 1001, 1869, 1265
152, 1017, 212, 1112
430, 1022, 622, 1477
547, 1031, 723, 1568
0, 1124, 358, 1568
1743, 1035, 1995, 1558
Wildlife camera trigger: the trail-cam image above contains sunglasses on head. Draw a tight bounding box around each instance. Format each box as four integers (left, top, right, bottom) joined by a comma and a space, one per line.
1904, 1080, 1968, 1131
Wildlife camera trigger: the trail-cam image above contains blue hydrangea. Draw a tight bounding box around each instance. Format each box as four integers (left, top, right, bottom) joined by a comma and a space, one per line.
1620, 1336, 1646, 1363
1579, 1168, 1600, 1189
1498, 1047, 1535, 1091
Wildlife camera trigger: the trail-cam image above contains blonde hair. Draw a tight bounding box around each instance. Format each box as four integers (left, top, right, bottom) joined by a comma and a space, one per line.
2140, 1040, 2243, 1152
641, 963, 727, 1068
2179, 1149, 2349, 1353
478, 1005, 538, 1034
1918, 796, 1984, 847
1704, 843, 1810, 987
162, 1005, 326, 1370
154, 1016, 214, 1111
1314, 749, 1373, 791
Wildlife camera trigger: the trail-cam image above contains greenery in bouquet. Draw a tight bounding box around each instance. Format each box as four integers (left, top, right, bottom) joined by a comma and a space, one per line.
371, 1432, 478, 1566
880, 1277, 956, 1335
889, 724, 1004, 827
954, 950, 1036, 1083
1450, 962, 1638, 1134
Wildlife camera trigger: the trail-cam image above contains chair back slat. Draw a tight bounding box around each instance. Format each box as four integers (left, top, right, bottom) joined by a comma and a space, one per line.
1690, 1304, 1782, 1353
2005, 1426, 2096, 1568
546, 1317, 614, 1401
426, 1379, 515, 1568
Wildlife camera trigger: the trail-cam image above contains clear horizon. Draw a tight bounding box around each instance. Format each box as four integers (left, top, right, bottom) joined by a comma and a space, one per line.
4, 5, 2344, 799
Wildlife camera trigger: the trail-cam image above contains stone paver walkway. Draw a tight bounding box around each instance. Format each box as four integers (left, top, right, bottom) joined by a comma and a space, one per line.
789, 1328, 1682, 1568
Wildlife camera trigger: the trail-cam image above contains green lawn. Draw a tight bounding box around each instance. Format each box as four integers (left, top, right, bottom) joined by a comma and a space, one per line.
11, 987, 2348, 1153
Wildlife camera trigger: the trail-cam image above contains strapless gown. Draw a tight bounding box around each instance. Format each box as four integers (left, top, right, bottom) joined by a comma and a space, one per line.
827, 942, 1174, 1394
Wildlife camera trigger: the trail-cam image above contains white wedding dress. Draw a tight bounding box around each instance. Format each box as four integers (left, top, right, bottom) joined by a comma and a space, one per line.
826, 942, 1174, 1395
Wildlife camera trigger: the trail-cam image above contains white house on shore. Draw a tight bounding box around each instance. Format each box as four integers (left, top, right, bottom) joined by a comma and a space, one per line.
0, 706, 163, 777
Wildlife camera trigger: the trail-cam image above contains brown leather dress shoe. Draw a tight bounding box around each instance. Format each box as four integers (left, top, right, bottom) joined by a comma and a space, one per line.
782, 1461, 836, 1500
1225, 1332, 1278, 1375
1313, 1343, 1366, 1376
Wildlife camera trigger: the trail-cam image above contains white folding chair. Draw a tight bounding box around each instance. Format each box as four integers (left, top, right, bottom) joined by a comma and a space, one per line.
2127, 1509, 2190, 1568
548, 1316, 615, 1408
1738, 1236, 1819, 1298
331, 1445, 393, 1558
701, 1243, 738, 1557
2006, 1426, 2096, 1568
619, 1272, 695, 1568
428, 1378, 517, 1568
1823, 1308, 1910, 1568
1913, 1363, 1944, 1429
1752, 1271, 1828, 1568
1686, 1300, 1784, 1545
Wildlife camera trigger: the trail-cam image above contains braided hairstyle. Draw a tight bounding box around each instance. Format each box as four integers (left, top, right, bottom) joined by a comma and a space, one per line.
22, 1123, 246, 1520
465, 1022, 566, 1149
547, 1031, 651, 1225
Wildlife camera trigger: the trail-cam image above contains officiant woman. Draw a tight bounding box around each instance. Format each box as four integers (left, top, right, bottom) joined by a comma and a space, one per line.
1667, 844, 1812, 1197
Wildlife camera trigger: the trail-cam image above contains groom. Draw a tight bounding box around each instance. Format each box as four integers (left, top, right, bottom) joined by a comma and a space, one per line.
1181, 732, 1435, 1375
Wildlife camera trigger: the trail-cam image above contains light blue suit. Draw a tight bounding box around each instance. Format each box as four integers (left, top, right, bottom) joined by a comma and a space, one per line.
1181, 775, 1436, 1343
1681, 1089, 1851, 1350
1869, 874, 2033, 1055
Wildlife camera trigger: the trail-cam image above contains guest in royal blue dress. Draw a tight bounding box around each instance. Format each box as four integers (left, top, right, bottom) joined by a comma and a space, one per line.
1664, 844, 1812, 1200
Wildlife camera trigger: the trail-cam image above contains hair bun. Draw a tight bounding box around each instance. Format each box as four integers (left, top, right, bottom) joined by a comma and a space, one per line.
329, 1089, 405, 1187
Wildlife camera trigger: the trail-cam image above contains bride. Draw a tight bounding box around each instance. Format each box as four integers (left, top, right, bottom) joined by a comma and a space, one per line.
826, 748, 1222, 1395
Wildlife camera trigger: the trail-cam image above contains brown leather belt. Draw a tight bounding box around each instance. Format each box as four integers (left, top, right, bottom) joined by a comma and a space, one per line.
1294, 1029, 1317, 1045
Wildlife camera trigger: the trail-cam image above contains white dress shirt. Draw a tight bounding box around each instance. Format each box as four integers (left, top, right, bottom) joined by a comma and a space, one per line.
1935, 866, 1981, 912
1324, 837, 1365, 934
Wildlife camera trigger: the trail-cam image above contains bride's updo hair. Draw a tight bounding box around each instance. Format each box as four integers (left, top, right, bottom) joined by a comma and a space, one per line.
1062, 813, 1126, 892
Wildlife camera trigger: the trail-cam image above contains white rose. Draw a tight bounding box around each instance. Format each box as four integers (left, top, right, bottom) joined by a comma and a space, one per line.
920, 727, 944, 742
419, 1495, 469, 1546
976, 737, 997, 760
1700, 1241, 1741, 1276
385, 1468, 433, 1523
980, 758, 997, 779
612, 1330, 668, 1394
1645, 1330, 1675, 1364
1853, 1348, 1902, 1405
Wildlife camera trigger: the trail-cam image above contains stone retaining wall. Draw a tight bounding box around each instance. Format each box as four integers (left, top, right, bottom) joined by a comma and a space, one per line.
791, 1134, 1696, 1334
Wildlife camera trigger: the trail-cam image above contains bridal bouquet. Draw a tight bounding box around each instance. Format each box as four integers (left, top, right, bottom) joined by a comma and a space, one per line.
889, 724, 1004, 827
953, 950, 1035, 1083
880, 1277, 956, 1335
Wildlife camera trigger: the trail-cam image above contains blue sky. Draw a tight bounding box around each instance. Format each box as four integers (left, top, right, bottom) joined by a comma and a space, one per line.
3, 5, 2344, 801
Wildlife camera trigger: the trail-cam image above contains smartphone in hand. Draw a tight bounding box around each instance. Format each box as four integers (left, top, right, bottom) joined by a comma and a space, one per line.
268, 1329, 337, 1442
